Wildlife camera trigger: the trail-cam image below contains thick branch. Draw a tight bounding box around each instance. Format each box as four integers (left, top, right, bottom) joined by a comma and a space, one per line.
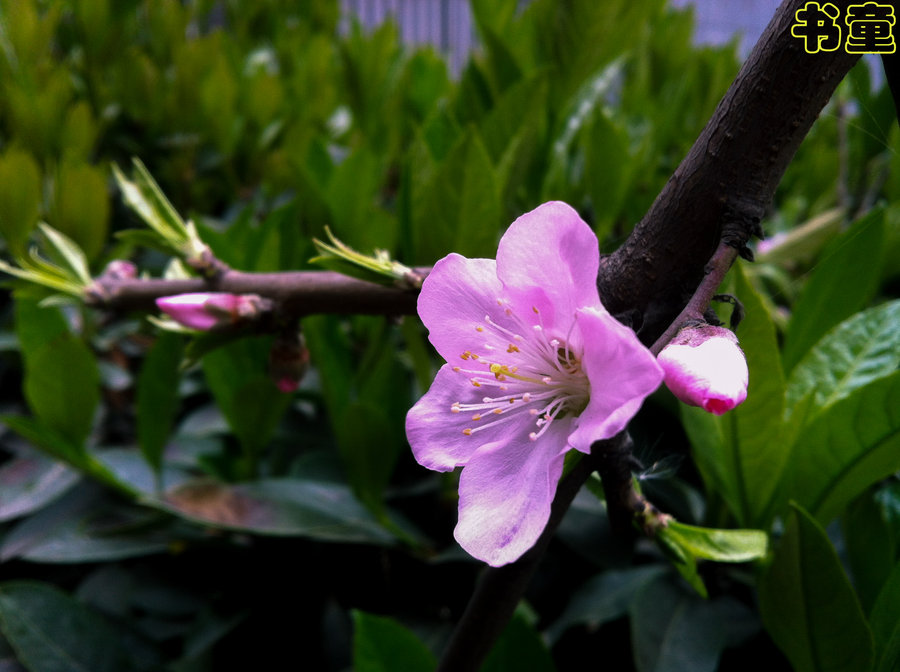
598, 0, 860, 344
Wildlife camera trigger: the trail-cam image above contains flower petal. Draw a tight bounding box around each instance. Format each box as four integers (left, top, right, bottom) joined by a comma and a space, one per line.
406, 364, 518, 471
454, 420, 570, 566
496, 202, 602, 328
567, 307, 663, 452
416, 255, 515, 364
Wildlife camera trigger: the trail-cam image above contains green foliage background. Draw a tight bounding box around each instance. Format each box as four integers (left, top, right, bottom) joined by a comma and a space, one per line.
0, 0, 898, 670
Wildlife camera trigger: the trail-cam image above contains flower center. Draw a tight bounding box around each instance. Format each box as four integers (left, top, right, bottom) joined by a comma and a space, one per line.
451, 301, 590, 442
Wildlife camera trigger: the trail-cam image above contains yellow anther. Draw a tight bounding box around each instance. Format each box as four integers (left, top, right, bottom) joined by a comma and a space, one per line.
463, 428, 473, 436
507, 344, 520, 353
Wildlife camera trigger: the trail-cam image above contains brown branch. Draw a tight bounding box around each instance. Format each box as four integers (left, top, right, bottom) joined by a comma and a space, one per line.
435, 449, 602, 672
86, 269, 427, 318
598, 0, 860, 344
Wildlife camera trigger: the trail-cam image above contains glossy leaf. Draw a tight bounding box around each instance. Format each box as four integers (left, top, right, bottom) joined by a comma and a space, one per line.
156, 478, 397, 544
782, 209, 885, 372
352, 611, 436, 672
0, 452, 79, 523
788, 370, 900, 523
785, 299, 900, 426
758, 504, 874, 672
659, 520, 768, 562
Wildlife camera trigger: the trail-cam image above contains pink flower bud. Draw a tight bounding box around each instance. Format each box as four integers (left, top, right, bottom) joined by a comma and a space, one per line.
268, 331, 310, 393
156, 293, 270, 331
658, 325, 748, 415
102, 260, 138, 280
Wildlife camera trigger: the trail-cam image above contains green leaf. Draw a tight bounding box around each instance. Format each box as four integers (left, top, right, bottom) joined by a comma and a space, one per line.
155, 478, 397, 544
630, 575, 758, 672
352, 611, 436, 672
0, 581, 160, 672
15, 298, 99, 449
547, 565, 667, 643
38, 223, 92, 286
201, 336, 292, 461
482, 612, 556, 672
0, 147, 41, 254
112, 159, 203, 258
48, 161, 110, 263
758, 503, 874, 672
785, 300, 900, 427
843, 490, 897, 613
659, 520, 768, 562
0, 484, 171, 564
870, 560, 900, 672
782, 209, 886, 372
136, 331, 184, 474
412, 127, 501, 262
0, 452, 79, 523
684, 262, 786, 527
585, 106, 632, 240
787, 370, 900, 523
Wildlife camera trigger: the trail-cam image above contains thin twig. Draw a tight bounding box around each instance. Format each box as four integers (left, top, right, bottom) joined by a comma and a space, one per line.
649, 242, 738, 356
85, 268, 428, 318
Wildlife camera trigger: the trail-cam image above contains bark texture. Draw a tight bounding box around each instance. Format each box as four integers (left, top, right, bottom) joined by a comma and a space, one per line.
598, 0, 860, 343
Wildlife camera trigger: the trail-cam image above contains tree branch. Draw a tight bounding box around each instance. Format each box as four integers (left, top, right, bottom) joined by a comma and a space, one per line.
598, 0, 860, 344
86, 269, 425, 318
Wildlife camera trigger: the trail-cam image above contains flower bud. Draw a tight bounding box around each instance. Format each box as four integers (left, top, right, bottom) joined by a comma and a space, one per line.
658, 325, 748, 415
156, 293, 270, 331
268, 330, 309, 393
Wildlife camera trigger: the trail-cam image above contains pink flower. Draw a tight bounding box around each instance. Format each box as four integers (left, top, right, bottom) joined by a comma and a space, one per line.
658, 325, 748, 415
156, 293, 269, 331
405, 202, 663, 567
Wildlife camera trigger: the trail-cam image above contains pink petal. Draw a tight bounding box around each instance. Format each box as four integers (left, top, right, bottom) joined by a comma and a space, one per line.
454, 420, 570, 567
567, 307, 664, 452
406, 364, 519, 471
496, 202, 602, 329
416, 255, 515, 364
658, 338, 748, 415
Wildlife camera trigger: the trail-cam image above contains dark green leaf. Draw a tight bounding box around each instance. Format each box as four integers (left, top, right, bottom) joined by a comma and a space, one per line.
782, 209, 886, 372
15, 298, 99, 449
352, 611, 435, 672
870, 560, 900, 672
547, 565, 666, 643
788, 370, 900, 522
137, 332, 184, 475
0, 485, 171, 564
482, 612, 556, 672
0, 452, 79, 523
155, 478, 397, 544
843, 490, 897, 613
201, 336, 292, 460
0, 581, 159, 672
758, 503, 874, 672
630, 575, 758, 672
